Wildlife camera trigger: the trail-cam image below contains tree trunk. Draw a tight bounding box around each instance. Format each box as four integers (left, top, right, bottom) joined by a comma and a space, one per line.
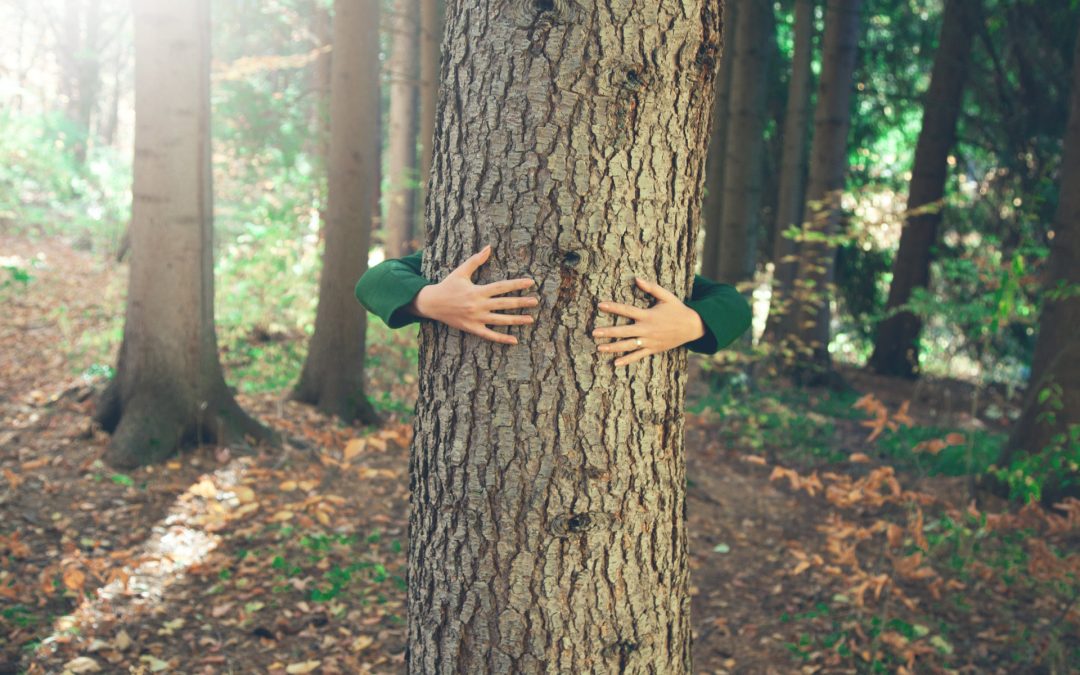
716, 0, 774, 284
409, 1, 723, 671
417, 0, 443, 238
781, 0, 862, 384
94, 0, 272, 468
384, 0, 421, 257
765, 0, 815, 341
998, 24, 1080, 502
292, 0, 380, 425
867, 0, 977, 378
700, 0, 736, 280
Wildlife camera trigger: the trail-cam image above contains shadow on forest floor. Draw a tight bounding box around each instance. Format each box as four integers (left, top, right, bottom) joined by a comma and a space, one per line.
1, 234, 1077, 674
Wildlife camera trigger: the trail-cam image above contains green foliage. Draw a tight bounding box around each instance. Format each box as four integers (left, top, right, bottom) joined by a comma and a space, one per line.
0, 111, 130, 249
875, 424, 1003, 476
901, 235, 1043, 382
991, 384, 1080, 503
835, 238, 892, 343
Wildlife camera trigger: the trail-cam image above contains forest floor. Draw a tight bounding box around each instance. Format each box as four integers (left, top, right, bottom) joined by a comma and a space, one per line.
1, 234, 1078, 675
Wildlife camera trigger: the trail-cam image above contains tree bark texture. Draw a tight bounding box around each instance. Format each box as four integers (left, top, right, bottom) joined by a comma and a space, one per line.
385, 0, 421, 257
292, 0, 380, 424
765, 0, 815, 341
1000, 25, 1080, 501
418, 0, 444, 225
780, 0, 861, 382
409, 1, 724, 672
716, 0, 774, 284
700, 0, 736, 279
94, 0, 271, 468
867, 0, 976, 378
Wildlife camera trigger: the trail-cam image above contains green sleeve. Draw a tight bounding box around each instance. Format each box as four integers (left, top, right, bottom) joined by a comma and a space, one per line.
682, 274, 752, 354
354, 249, 432, 328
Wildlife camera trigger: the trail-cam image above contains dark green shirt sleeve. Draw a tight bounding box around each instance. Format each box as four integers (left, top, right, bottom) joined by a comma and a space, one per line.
683, 274, 752, 354
354, 248, 752, 352
354, 249, 431, 329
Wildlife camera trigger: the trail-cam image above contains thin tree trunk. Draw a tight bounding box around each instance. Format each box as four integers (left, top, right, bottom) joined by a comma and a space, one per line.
95, 0, 272, 468
868, 0, 977, 378
998, 24, 1080, 502
700, 0, 736, 280
417, 0, 442, 241
766, 0, 815, 341
384, 0, 420, 257
409, 1, 724, 671
717, 0, 774, 284
292, 0, 380, 425
781, 0, 862, 384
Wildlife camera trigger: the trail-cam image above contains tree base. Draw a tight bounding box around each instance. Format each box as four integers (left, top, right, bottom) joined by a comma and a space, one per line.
94, 378, 278, 469
290, 373, 381, 426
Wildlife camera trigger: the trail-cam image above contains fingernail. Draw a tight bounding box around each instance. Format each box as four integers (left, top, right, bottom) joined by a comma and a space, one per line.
593, 330, 605, 337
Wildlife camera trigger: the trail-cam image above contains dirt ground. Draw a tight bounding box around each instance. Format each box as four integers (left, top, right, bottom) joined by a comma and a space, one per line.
1, 234, 1076, 674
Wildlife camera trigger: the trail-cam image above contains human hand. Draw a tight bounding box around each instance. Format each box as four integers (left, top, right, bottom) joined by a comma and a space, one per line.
409, 244, 539, 345
591, 277, 706, 366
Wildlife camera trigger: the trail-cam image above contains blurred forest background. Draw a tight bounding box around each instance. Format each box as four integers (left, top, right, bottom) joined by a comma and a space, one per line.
1, 0, 1079, 673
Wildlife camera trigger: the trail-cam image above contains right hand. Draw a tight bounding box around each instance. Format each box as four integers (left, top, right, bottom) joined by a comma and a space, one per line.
408, 245, 539, 344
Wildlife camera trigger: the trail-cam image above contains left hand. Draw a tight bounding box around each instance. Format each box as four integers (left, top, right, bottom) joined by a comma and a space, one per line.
592, 277, 706, 366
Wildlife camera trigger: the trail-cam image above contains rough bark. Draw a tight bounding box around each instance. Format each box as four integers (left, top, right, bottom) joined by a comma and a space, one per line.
716, 0, 774, 284
384, 0, 421, 257
409, 1, 723, 672
781, 0, 862, 384
700, 0, 736, 279
867, 0, 977, 378
418, 0, 444, 232
765, 0, 815, 341
292, 0, 380, 425
998, 25, 1080, 502
95, 0, 272, 468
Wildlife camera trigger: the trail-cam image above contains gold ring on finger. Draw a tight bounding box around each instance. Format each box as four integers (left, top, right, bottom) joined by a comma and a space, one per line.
635, 338, 643, 347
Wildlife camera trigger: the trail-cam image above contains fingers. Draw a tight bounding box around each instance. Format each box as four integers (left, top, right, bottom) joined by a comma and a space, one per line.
591, 323, 642, 339
635, 276, 679, 302
480, 278, 536, 297
614, 348, 652, 367
470, 325, 518, 345
451, 244, 492, 279
597, 338, 645, 354
597, 301, 647, 321
485, 295, 539, 311
482, 312, 535, 327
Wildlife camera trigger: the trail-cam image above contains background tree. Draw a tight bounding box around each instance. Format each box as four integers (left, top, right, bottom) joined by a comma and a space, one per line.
701, 0, 736, 280
996, 23, 1080, 502
292, 0, 380, 424
409, 0, 723, 670
94, 0, 271, 468
776, 0, 862, 383
417, 0, 443, 227
868, 0, 978, 378
715, 0, 775, 285
383, 0, 420, 257
766, 0, 815, 341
